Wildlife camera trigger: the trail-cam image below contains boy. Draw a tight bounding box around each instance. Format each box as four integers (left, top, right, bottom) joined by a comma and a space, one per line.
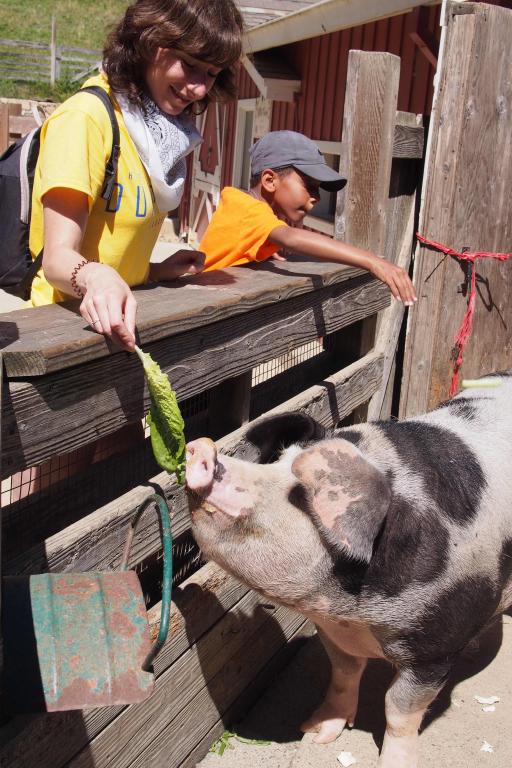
199, 130, 416, 305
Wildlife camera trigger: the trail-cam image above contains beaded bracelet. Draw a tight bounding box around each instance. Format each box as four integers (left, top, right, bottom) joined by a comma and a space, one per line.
70, 259, 89, 298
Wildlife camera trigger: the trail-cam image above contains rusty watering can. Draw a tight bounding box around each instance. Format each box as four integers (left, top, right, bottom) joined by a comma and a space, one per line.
1, 493, 172, 712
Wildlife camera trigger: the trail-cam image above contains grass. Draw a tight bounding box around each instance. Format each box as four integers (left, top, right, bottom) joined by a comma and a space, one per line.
0, 0, 129, 100
0, 76, 79, 102
0, 0, 128, 49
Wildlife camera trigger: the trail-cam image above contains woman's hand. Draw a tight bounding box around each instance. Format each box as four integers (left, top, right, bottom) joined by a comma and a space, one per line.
149, 249, 205, 282
78, 262, 137, 352
42, 187, 138, 351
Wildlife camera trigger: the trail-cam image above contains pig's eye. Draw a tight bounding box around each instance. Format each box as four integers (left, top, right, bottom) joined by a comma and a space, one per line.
213, 462, 227, 482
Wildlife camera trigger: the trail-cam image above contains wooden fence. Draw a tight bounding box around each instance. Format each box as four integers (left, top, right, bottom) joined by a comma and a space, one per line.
0, 50, 424, 767
0, 24, 100, 85
400, 1, 512, 416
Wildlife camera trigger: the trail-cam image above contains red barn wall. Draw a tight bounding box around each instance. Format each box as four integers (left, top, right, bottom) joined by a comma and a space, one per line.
195, 1, 512, 212
270, 5, 441, 139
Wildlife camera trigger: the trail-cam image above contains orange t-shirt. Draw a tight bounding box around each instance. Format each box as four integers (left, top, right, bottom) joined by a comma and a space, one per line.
200, 187, 288, 271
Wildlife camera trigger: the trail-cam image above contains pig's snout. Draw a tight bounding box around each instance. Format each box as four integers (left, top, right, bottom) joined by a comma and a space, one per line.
186, 438, 218, 492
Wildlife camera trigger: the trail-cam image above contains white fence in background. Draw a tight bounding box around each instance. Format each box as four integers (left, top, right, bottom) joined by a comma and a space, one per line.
0, 21, 100, 85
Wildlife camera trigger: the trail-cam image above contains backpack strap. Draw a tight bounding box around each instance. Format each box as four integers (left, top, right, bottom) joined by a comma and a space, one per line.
20, 85, 121, 302
16, 248, 44, 301
79, 85, 120, 203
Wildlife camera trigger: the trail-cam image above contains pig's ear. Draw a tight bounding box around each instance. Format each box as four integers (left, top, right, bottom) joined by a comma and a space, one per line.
245, 412, 325, 464
291, 439, 391, 563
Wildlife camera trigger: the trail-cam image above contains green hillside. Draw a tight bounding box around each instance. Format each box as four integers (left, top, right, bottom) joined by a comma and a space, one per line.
0, 0, 129, 99
0, 0, 129, 48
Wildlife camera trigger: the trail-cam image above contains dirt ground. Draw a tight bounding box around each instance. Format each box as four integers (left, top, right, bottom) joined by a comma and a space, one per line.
199, 612, 512, 768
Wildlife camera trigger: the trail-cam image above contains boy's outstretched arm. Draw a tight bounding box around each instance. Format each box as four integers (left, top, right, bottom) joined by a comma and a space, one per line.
269, 225, 417, 306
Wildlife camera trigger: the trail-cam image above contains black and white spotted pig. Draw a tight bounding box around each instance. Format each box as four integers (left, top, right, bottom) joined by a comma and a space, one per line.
185, 373, 512, 768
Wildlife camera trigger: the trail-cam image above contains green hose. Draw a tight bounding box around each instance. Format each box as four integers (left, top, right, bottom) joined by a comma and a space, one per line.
121, 492, 173, 672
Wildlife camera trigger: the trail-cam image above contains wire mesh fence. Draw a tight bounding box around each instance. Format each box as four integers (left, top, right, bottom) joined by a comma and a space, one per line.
2, 335, 338, 591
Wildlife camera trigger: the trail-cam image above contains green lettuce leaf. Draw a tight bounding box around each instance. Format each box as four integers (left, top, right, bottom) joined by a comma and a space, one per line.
135, 345, 186, 484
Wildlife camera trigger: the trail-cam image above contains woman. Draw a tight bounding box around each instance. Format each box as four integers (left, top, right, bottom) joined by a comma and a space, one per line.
29, 0, 244, 351
10, 0, 244, 500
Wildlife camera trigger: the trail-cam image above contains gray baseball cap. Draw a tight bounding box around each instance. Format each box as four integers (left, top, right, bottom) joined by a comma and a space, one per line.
249, 130, 347, 191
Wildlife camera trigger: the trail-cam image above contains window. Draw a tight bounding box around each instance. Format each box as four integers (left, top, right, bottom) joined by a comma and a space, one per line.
303, 141, 342, 237
232, 100, 256, 190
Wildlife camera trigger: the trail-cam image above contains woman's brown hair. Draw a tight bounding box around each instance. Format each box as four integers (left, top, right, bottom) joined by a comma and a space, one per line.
103, 0, 244, 112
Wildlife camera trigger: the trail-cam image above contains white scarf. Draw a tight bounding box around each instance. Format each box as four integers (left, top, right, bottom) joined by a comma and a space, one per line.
116, 92, 203, 213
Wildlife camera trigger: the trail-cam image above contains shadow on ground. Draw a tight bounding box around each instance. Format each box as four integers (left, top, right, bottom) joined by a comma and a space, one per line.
231, 617, 505, 753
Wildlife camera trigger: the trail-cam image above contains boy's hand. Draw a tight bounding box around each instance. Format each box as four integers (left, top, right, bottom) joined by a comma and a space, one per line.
368, 257, 417, 306
150, 249, 206, 282
167, 248, 206, 276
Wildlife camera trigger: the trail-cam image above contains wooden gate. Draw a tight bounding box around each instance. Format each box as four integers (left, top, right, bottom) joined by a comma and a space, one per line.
400, 0, 512, 416
188, 103, 224, 245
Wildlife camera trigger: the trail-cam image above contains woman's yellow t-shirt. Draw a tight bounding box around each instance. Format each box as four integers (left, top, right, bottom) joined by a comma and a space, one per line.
30, 73, 166, 306
200, 187, 288, 271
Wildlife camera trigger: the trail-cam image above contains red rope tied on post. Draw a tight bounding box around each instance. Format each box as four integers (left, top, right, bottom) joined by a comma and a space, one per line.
416, 233, 512, 397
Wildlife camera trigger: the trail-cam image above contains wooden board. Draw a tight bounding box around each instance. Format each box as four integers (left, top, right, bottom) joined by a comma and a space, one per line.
0, 559, 310, 768
392, 111, 425, 159
180, 619, 316, 768
0, 259, 368, 378
335, 50, 401, 420
400, 2, 512, 416
2, 275, 389, 475
0, 563, 247, 768
68, 597, 305, 768
336, 50, 400, 254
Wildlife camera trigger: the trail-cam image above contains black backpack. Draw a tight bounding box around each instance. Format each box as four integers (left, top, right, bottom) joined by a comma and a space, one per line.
0, 85, 120, 300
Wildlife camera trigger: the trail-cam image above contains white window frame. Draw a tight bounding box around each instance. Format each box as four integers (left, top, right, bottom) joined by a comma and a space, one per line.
232, 98, 257, 189
303, 140, 342, 237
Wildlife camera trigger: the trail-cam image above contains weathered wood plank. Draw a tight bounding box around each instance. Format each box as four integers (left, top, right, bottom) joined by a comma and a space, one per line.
180, 618, 316, 768
2, 275, 389, 475
68, 592, 296, 768
335, 50, 400, 421
336, 50, 400, 254
4, 350, 383, 577
0, 562, 250, 768
8, 114, 38, 136
400, 2, 512, 416
0, 102, 9, 153
367, 162, 418, 420
392, 115, 424, 159
0, 259, 368, 378
87, 607, 307, 768
209, 371, 252, 438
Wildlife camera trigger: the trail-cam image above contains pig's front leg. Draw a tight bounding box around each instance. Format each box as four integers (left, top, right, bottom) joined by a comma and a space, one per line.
379, 666, 447, 768
301, 628, 367, 743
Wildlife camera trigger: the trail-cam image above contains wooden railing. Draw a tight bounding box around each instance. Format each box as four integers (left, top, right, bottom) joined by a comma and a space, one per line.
0, 49, 425, 766
0, 259, 388, 767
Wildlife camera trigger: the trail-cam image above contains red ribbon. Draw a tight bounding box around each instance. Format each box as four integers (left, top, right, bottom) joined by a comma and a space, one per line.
416, 233, 512, 397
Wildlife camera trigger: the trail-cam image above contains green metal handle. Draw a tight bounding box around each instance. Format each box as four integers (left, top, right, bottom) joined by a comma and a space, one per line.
120, 492, 173, 671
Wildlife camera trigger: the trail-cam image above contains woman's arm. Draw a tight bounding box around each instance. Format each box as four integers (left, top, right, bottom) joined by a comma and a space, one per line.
43, 187, 138, 351
269, 225, 417, 306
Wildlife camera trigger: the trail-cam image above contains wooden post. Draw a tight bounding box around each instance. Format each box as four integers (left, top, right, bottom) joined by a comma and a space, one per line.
367, 111, 423, 420
0, 103, 22, 154
335, 50, 400, 419
0, 353, 3, 630
50, 15, 59, 85
208, 371, 252, 439
0, 103, 8, 153
400, 1, 512, 417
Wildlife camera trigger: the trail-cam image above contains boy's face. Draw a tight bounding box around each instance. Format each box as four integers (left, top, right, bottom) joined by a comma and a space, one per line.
262, 169, 321, 223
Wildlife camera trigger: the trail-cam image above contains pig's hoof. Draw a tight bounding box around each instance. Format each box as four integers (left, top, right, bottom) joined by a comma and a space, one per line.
300, 703, 353, 744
